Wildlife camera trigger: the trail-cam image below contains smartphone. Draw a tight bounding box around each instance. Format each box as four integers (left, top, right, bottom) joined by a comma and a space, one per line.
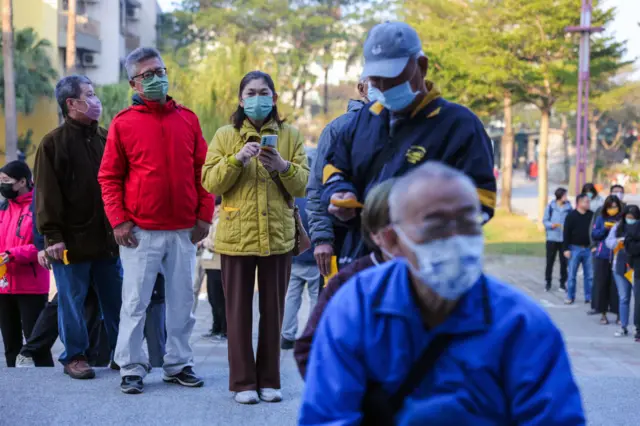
330, 198, 364, 209
260, 135, 278, 150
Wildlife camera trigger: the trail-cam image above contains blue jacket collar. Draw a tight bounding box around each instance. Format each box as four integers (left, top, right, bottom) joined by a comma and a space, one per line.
373, 259, 492, 336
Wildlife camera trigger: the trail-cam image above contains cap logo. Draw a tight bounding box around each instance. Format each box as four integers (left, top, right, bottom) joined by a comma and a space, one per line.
371, 45, 383, 55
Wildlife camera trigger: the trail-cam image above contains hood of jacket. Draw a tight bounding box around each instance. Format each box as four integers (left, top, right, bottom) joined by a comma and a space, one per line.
346, 99, 365, 114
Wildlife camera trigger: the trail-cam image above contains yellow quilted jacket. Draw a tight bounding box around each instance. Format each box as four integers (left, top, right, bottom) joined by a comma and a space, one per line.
201, 119, 309, 256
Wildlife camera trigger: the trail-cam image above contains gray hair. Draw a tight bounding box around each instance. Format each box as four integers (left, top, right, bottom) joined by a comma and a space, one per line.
55, 75, 92, 117
388, 161, 477, 222
125, 47, 163, 79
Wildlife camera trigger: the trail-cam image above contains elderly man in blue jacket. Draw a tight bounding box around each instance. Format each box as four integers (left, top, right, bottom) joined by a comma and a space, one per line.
322, 22, 496, 268
299, 161, 585, 425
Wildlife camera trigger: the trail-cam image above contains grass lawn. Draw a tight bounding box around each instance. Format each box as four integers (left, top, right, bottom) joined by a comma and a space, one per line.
484, 209, 546, 257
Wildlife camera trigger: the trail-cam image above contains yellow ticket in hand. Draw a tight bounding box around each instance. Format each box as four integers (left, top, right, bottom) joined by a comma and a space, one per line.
605, 222, 615, 229
323, 256, 339, 287
330, 198, 364, 209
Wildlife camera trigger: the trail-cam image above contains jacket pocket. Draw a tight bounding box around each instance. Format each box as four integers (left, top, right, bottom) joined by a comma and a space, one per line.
219, 206, 241, 245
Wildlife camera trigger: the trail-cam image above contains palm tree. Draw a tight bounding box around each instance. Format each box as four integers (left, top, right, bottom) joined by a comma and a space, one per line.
2, 0, 18, 162
0, 28, 59, 117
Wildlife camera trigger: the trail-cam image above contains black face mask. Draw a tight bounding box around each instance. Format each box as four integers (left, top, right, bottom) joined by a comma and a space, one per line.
0, 183, 19, 200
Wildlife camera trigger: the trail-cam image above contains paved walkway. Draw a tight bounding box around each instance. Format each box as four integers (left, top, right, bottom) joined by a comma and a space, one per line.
1, 256, 640, 425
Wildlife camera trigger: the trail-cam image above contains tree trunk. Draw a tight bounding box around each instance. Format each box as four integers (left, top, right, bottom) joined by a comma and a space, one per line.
323, 65, 329, 115
500, 91, 514, 213
589, 120, 598, 180
2, 0, 18, 162
537, 108, 551, 224
66, 0, 77, 74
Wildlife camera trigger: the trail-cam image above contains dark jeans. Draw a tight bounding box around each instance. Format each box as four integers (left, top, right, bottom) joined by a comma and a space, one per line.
593, 257, 619, 315
19, 286, 107, 366
0, 294, 50, 367
205, 269, 226, 334
545, 241, 567, 286
52, 258, 123, 364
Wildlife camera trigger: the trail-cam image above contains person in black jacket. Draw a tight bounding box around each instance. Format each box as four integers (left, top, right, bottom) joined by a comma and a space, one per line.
563, 194, 594, 305
623, 213, 640, 342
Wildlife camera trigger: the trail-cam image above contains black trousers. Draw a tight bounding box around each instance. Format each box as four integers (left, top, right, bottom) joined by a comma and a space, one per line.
206, 269, 226, 334
545, 241, 568, 286
0, 294, 50, 367
593, 257, 619, 315
19, 285, 108, 366
634, 266, 640, 329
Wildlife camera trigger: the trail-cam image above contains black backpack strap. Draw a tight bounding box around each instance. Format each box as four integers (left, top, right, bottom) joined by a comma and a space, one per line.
388, 333, 454, 412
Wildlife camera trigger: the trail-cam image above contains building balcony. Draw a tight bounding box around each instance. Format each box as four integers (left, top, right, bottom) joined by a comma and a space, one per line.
125, 34, 141, 53
58, 12, 101, 53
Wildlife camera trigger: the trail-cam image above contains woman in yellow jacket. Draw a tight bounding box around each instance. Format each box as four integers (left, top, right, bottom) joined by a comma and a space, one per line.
201, 71, 309, 405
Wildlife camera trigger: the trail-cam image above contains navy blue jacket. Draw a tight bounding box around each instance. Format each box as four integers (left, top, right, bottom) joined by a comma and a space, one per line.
30, 187, 45, 251
321, 87, 496, 266
293, 197, 316, 265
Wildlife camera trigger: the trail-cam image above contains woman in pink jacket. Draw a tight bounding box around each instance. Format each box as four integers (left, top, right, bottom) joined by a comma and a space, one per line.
0, 161, 50, 367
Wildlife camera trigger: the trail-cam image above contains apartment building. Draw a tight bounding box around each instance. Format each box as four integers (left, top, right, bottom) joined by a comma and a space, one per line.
58, 0, 161, 85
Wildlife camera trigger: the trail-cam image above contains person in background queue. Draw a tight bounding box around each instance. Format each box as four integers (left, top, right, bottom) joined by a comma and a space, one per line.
606, 205, 640, 338
34, 75, 122, 379
622, 209, 640, 342
563, 194, 594, 305
99, 47, 214, 394
591, 195, 622, 325
281, 150, 321, 350
200, 196, 226, 340
321, 22, 496, 269
307, 78, 380, 276
0, 162, 51, 367
202, 70, 309, 405
582, 183, 604, 214
299, 162, 584, 425
294, 178, 396, 378
543, 188, 571, 292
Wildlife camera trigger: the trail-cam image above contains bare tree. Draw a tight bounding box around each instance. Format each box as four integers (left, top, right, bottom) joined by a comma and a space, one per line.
2, 0, 17, 162
66, 0, 77, 73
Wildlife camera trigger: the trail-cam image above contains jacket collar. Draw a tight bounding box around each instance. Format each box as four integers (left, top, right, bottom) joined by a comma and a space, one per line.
374, 259, 492, 336
131, 94, 177, 113
64, 117, 98, 136
239, 119, 280, 142
346, 99, 365, 113
6, 189, 33, 207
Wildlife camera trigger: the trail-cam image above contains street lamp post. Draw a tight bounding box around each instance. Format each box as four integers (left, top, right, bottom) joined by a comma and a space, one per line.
566, 0, 603, 195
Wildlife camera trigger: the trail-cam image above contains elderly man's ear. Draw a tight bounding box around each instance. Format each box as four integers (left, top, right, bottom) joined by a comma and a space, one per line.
418, 56, 428, 78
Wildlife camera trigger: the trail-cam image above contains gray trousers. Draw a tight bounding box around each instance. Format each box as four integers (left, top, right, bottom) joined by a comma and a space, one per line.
281, 262, 320, 341
115, 228, 196, 378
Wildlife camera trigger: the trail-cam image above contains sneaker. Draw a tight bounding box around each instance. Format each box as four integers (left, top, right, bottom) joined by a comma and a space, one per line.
635, 332, 640, 342
564, 299, 575, 305
544, 284, 551, 292
615, 327, 629, 337
280, 337, 295, 350
163, 366, 204, 388
560, 284, 567, 292
109, 361, 121, 371
259, 388, 283, 403
202, 329, 216, 338
63, 359, 96, 380
16, 354, 35, 368
121, 376, 144, 394
235, 390, 260, 405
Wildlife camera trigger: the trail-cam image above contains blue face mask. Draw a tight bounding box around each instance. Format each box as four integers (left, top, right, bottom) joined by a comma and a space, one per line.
379, 81, 419, 112
367, 85, 384, 103
626, 218, 637, 226
243, 96, 273, 121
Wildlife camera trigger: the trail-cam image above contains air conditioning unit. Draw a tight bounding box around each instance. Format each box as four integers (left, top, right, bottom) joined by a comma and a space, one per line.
80, 52, 99, 68
126, 6, 141, 21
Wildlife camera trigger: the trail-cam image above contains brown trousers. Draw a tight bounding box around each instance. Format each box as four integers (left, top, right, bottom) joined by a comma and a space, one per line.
221, 252, 292, 392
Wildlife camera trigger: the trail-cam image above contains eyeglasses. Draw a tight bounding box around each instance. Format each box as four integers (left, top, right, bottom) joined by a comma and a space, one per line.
131, 67, 167, 81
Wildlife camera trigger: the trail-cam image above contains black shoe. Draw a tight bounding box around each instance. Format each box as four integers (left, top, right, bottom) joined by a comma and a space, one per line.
280, 337, 295, 350
109, 361, 120, 371
635, 332, 640, 342
545, 283, 551, 292
121, 376, 144, 394
202, 329, 216, 338
163, 366, 204, 388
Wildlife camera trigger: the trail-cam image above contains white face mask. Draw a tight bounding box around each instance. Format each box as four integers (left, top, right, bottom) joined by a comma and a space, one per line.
394, 227, 484, 300
613, 193, 624, 201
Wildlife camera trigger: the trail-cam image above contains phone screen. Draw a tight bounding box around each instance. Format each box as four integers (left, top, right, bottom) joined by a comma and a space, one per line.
261, 135, 278, 150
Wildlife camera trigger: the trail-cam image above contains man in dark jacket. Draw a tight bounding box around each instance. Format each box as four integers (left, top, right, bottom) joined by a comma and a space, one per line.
34, 75, 122, 380
306, 81, 379, 277
322, 22, 496, 268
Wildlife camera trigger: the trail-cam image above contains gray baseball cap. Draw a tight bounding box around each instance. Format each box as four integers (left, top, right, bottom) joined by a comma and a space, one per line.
361, 22, 422, 79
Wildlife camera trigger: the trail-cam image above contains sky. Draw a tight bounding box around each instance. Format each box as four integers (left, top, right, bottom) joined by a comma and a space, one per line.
157, 0, 639, 78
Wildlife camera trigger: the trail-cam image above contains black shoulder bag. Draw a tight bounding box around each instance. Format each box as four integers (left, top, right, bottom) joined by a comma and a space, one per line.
360, 333, 454, 425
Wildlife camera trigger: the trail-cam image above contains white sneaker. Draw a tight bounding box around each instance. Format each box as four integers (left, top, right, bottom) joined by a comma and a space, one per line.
259, 388, 282, 403
16, 354, 35, 368
235, 390, 260, 405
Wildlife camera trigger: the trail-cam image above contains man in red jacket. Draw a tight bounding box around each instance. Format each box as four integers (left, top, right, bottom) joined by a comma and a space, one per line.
98, 47, 214, 395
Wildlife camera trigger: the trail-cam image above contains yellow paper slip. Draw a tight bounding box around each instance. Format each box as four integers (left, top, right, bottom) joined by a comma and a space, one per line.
323, 256, 339, 287
625, 268, 634, 284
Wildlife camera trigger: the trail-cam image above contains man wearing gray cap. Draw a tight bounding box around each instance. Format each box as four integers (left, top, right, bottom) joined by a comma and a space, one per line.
321, 21, 496, 269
